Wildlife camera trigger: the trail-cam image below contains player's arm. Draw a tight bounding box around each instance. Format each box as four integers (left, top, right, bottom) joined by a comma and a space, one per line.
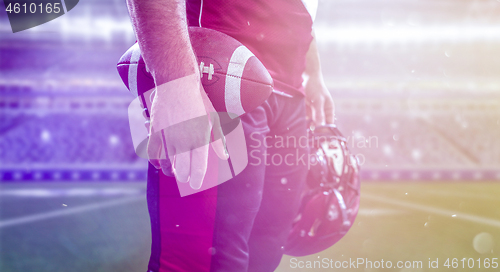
126, 0, 196, 84
126, 0, 227, 189
304, 31, 335, 125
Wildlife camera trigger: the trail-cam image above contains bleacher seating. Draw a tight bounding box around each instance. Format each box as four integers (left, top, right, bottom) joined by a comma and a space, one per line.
1, 0, 500, 181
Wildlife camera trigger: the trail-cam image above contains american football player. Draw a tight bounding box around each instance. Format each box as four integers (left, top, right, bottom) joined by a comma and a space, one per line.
125, 0, 334, 271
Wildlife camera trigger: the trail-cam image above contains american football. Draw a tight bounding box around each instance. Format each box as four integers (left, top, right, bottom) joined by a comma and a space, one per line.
116, 27, 273, 116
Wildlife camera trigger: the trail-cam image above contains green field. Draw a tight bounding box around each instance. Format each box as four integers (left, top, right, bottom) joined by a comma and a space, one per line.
1, 181, 499, 271
277, 182, 500, 271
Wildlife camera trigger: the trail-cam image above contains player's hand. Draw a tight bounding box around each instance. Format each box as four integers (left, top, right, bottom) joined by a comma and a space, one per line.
147, 73, 228, 190
305, 76, 335, 125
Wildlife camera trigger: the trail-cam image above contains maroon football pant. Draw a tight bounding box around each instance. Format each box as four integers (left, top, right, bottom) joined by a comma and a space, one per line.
146, 93, 308, 272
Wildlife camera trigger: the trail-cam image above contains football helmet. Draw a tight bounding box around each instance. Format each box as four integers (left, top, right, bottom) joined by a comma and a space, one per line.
285, 124, 361, 256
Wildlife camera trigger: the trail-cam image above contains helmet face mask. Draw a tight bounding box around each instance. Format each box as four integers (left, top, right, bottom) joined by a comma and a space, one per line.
285, 125, 361, 257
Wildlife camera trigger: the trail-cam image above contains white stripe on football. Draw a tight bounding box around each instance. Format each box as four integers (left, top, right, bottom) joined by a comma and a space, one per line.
117, 27, 273, 116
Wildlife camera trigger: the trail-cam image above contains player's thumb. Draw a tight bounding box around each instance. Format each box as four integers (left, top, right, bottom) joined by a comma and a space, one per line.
190, 145, 210, 190
324, 96, 335, 125
147, 130, 163, 169
312, 97, 326, 125
211, 137, 229, 160
210, 117, 229, 160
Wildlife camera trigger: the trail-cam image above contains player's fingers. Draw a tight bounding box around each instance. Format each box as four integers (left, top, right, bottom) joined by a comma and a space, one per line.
190, 144, 209, 190
305, 102, 313, 122
144, 120, 151, 133
160, 160, 171, 175
149, 159, 161, 169
312, 97, 325, 125
210, 117, 229, 160
169, 155, 177, 176
154, 128, 176, 177
200, 82, 216, 113
324, 96, 335, 125
142, 108, 149, 120
174, 151, 191, 183
147, 131, 162, 169
148, 139, 161, 168
160, 162, 174, 176
211, 137, 228, 160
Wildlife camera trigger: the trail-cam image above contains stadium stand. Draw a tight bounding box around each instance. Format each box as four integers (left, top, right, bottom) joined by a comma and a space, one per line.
1, 0, 499, 182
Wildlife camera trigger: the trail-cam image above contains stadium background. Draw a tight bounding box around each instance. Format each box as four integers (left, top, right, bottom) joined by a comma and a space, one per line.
1, 0, 500, 271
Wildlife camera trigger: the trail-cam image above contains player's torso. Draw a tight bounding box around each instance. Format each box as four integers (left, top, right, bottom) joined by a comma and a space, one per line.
186, 0, 315, 95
